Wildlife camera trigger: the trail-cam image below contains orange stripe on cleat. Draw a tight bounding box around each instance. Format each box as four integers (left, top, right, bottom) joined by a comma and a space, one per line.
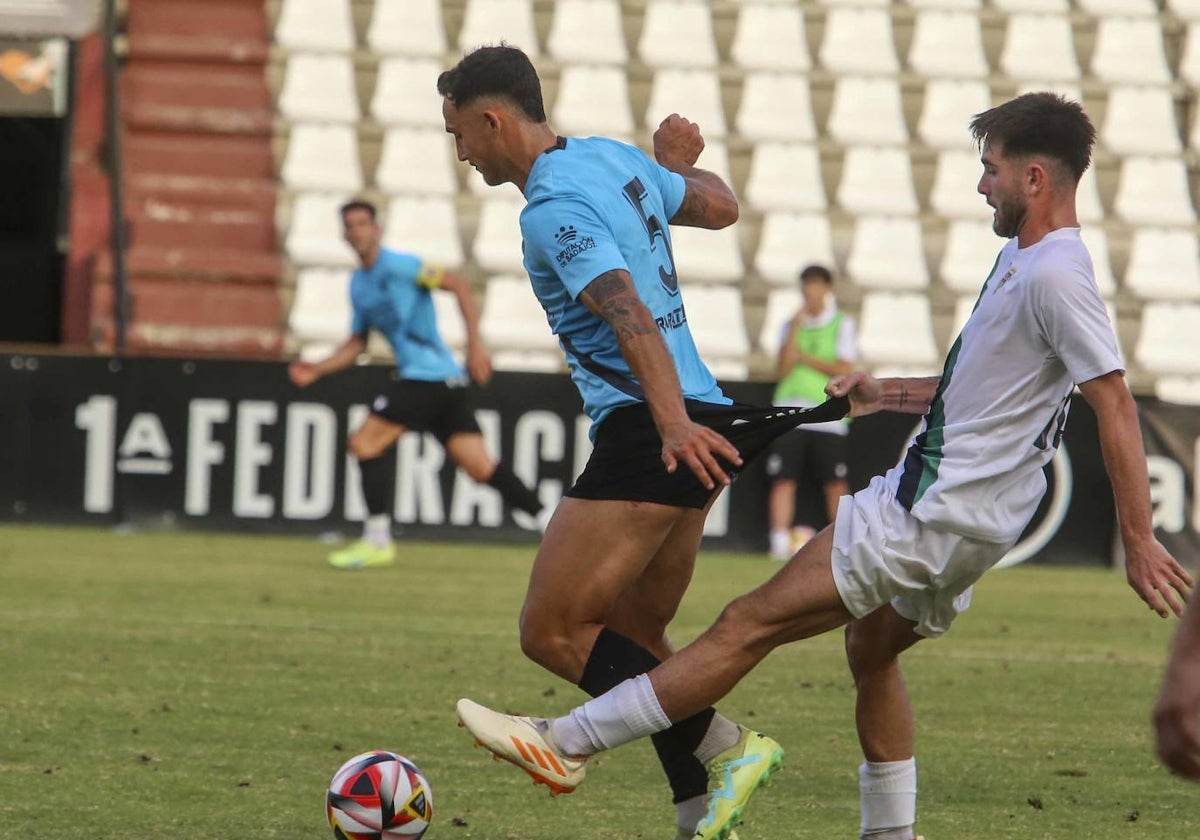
529, 745, 553, 772
542, 749, 567, 776
510, 736, 534, 764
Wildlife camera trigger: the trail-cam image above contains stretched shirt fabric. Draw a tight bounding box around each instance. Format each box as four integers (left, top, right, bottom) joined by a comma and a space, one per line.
892, 226, 1123, 543
520, 135, 729, 436
349, 247, 464, 382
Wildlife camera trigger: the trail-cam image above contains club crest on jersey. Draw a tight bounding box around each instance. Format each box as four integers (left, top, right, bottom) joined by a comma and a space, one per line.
555, 230, 597, 268
555, 225, 578, 245
995, 266, 1017, 291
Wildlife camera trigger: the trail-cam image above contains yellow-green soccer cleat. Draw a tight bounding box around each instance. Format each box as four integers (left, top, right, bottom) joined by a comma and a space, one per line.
693, 727, 784, 840
328, 539, 396, 570
456, 698, 587, 795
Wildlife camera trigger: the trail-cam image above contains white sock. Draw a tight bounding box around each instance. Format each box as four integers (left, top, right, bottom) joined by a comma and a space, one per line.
694, 712, 741, 765
860, 758, 917, 839
676, 793, 708, 834
549, 674, 670, 755
363, 514, 391, 548
769, 529, 791, 559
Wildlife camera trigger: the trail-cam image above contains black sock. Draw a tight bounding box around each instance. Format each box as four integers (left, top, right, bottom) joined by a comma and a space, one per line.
486, 461, 542, 516
359, 454, 391, 516
579, 627, 716, 804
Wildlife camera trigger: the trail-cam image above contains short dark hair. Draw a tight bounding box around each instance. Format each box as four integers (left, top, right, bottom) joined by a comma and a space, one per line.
340, 199, 377, 222
799, 264, 833, 285
969, 92, 1095, 183
437, 44, 546, 122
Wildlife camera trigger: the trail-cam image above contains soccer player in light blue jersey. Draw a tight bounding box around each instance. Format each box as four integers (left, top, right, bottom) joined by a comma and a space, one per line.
289, 200, 545, 569
438, 46, 847, 839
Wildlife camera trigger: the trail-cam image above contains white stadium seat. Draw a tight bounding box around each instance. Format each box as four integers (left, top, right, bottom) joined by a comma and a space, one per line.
639, 0, 718, 68
432, 290, 467, 353
1124, 227, 1200, 301
480, 276, 558, 357
367, 0, 445, 56
754, 211, 836, 286
918, 79, 990, 150
547, 0, 627, 64
1077, 165, 1104, 223
736, 72, 817, 143
1079, 226, 1117, 297
1091, 17, 1171, 85
731, 3, 811, 72
275, 0, 354, 51
375, 128, 457, 197
685, 286, 751, 381
745, 143, 826, 213
1078, 0, 1157, 13
857, 292, 939, 369
371, 58, 444, 128
950, 294, 977, 350
473, 198, 527, 275
459, 0, 539, 58
940, 219, 1003, 293
846, 216, 930, 291
758, 288, 801, 357
908, 10, 988, 78
827, 76, 908, 146
382, 196, 465, 269
645, 69, 726, 137
992, 0, 1068, 11
999, 14, 1079, 81
553, 65, 634, 139
908, 0, 982, 8
819, 7, 899, 75
1113, 157, 1197, 226
290, 268, 352, 343
1102, 86, 1182, 156
285, 193, 356, 268
1135, 302, 1200, 375
837, 146, 919, 216
281, 123, 362, 192
278, 54, 359, 123
930, 149, 993, 220
670, 224, 744, 285
1180, 22, 1200, 85
1168, 0, 1200, 21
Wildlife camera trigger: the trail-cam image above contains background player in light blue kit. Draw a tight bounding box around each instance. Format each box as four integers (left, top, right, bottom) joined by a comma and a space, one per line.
289, 199, 545, 569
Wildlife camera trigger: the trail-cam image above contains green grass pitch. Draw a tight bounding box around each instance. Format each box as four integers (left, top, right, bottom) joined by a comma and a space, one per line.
1, 524, 1195, 839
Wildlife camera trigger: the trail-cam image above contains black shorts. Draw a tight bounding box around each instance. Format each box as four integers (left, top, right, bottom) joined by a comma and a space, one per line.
765, 427, 850, 486
368, 378, 481, 442
566, 396, 850, 510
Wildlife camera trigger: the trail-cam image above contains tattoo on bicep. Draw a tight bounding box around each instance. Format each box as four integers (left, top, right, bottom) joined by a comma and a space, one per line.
674, 186, 710, 224
582, 270, 656, 343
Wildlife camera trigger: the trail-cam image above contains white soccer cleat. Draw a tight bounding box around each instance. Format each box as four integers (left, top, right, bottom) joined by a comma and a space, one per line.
456, 698, 587, 795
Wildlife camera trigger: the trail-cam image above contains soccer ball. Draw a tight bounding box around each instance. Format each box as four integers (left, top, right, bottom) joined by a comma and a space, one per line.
326, 750, 434, 840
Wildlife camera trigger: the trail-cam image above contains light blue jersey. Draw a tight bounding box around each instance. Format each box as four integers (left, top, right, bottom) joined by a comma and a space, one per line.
349, 248, 463, 382
520, 136, 729, 432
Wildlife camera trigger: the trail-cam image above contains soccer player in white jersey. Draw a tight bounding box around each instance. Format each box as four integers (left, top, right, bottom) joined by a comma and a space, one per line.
457, 92, 1194, 839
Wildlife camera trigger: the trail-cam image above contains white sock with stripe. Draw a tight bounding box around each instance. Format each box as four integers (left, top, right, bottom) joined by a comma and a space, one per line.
550, 674, 670, 755
859, 758, 917, 840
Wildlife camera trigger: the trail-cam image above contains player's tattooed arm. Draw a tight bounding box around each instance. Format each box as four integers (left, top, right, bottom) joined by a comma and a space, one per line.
881, 376, 940, 414
671, 171, 738, 230
579, 269, 659, 344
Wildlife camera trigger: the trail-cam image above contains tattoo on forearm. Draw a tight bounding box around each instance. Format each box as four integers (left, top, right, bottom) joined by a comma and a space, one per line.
583, 270, 657, 343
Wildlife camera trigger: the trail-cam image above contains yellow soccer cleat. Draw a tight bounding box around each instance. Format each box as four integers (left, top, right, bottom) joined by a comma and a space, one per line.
456, 698, 587, 795
693, 727, 784, 840
328, 539, 396, 570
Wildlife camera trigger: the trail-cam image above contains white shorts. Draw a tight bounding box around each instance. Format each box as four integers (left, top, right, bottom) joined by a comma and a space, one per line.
830, 474, 1015, 638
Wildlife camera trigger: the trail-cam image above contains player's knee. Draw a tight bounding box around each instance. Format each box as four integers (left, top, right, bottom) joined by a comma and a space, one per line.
517, 619, 579, 678
712, 595, 772, 654
844, 623, 898, 683
462, 460, 494, 483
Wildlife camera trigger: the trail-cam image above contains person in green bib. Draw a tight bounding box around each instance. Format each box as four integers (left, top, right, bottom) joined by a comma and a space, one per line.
766, 264, 859, 560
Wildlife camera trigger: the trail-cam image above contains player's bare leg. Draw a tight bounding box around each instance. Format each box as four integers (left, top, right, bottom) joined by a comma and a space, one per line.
330, 415, 406, 569
845, 606, 923, 840
444, 431, 546, 528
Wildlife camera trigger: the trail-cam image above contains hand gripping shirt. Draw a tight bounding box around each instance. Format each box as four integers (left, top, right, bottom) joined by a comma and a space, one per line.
891, 227, 1123, 542
349, 247, 464, 382
519, 136, 729, 435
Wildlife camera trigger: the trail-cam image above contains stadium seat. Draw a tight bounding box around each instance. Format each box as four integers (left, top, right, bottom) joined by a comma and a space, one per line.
695, 140, 733, 186
480, 276, 558, 360
755, 211, 836, 287
1079, 226, 1117, 297
918, 79, 990, 149
1077, 165, 1104, 223
1113, 157, 1197, 226
281, 123, 362, 192
1134, 302, 1200, 375
818, 7, 899, 75
837, 146, 919, 216
432, 289, 467, 353
547, 0, 628, 64
1154, 376, 1200, 405
278, 54, 359, 123
907, 10, 988, 78
275, 0, 354, 51
735, 72, 817, 142
552, 65, 634, 139
1090, 17, 1171, 85
371, 58, 444, 128
745, 143, 827, 213
999, 14, 1079, 81
671, 223, 744, 285
367, 0, 445, 56
1180, 23, 1200, 85
473, 199, 528, 274
1077, 0, 1157, 13
909, 0, 981, 8
375, 128, 457, 197
730, 3, 811, 72
289, 267, 352, 343
285, 193, 356, 268
685, 286, 751, 381
459, 0, 539, 58
817, 0, 889, 6
846, 216, 930, 291
991, 0, 1068, 11
940, 219, 1003, 293
1124, 227, 1200, 301
382, 196, 465, 269
1167, 0, 1200, 21
1101, 86, 1181, 156
1192, 105, 1200, 153
639, 0, 718, 67
950, 294, 977, 349
758, 288, 801, 358
827, 76, 908, 146
645, 69, 726, 137
930, 149, 992, 220
857, 292, 939, 370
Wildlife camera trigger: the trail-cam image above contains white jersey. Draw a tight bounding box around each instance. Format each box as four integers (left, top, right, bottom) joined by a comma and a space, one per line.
887, 227, 1122, 542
